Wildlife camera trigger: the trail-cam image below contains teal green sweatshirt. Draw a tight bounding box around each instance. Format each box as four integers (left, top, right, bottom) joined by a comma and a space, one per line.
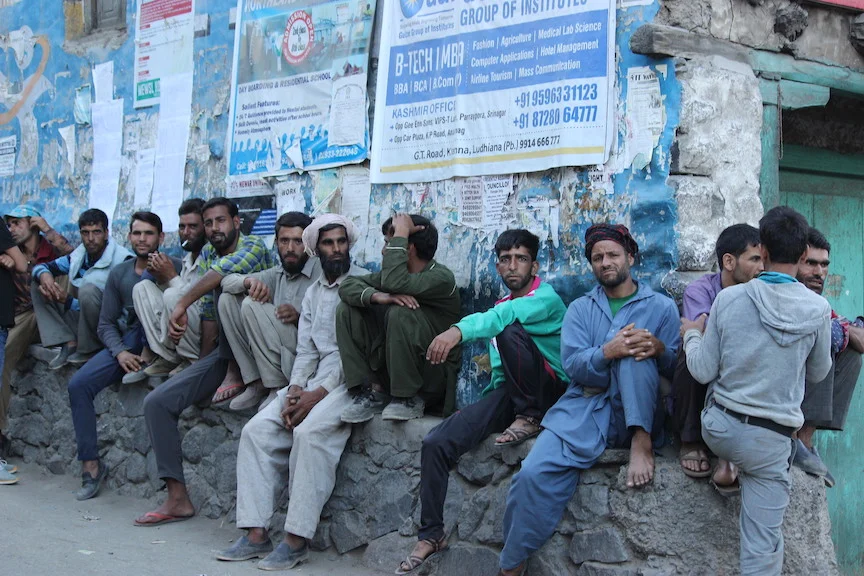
455, 277, 569, 395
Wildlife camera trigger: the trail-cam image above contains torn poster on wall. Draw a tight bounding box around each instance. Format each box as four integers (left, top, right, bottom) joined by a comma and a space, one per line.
625, 66, 663, 170
371, 0, 616, 183
456, 175, 514, 233
226, 0, 376, 177
134, 0, 196, 108
89, 99, 124, 220
0, 135, 17, 177
152, 73, 194, 231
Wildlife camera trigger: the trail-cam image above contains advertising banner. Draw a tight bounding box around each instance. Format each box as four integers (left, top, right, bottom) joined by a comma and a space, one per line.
226, 0, 376, 177
133, 0, 196, 108
371, 0, 615, 183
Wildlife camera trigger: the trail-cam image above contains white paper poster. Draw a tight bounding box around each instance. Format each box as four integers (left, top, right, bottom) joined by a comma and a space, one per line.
275, 179, 306, 216
0, 135, 17, 177
93, 61, 114, 103
371, 0, 616, 183
340, 166, 372, 227
152, 73, 193, 231
625, 66, 664, 170
482, 175, 513, 233
134, 0, 196, 108
458, 178, 483, 228
328, 75, 366, 146
58, 125, 76, 172
135, 148, 156, 207
89, 99, 125, 220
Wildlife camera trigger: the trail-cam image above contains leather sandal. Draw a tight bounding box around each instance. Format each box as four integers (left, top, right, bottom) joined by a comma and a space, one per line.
495, 416, 541, 446
394, 537, 448, 574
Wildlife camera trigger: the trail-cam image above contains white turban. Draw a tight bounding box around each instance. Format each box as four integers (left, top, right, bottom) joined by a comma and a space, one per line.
302, 214, 358, 257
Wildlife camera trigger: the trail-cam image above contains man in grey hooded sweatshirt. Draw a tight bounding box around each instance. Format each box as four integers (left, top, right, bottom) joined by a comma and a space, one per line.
681, 206, 832, 576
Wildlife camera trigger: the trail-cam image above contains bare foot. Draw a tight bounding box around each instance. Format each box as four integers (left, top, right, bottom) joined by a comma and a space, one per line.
248, 527, 269, 544
679, 442, 710, 475
627, 429, 654, 488
499, 561, 526, 576
495, 417, 540, 445
134, 479, 195, 525
712, 459, 738, 486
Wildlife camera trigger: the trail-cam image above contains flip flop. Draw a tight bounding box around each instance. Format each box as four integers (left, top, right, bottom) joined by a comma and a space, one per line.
133, 511, 194, 527
710, 477, 740, 497
679, 449, 713, 479
211, 382, 245, 404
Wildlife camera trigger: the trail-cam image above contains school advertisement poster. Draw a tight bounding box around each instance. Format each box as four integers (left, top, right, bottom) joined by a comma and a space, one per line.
227, 0, 376, 176
133, 0, 196, 108
370, 0, 615, 183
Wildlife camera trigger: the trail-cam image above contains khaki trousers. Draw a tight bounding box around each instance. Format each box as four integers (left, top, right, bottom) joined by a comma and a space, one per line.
132, 280, 201, 363
235, 385, 352, 538
0, 310, 38, 432
218, 293, 298, 389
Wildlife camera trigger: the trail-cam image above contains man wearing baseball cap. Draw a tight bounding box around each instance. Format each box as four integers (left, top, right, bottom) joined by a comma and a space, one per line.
0, 206, 73, 459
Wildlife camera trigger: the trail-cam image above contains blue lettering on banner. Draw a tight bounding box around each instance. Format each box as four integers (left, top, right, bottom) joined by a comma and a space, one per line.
386, 9, 607, 106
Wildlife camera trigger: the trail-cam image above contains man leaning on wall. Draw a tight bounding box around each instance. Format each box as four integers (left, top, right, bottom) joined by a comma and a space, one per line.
30, 208, 132, 369
0, 206, 73, 460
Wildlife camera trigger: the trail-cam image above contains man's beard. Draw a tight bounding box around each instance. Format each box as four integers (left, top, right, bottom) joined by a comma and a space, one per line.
281, 251, 308, 274
320, 252, 350, 278
503, 273, 532, 293
208, 227, 238, 252
800, 274, 824, 295
182, 234, 207, 253
596, 267, 629, 288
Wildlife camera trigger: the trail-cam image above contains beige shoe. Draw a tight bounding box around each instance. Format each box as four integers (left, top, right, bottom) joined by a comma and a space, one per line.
143, 357, 181, 377
229, 382, 266, 411
168, 360, 192, 377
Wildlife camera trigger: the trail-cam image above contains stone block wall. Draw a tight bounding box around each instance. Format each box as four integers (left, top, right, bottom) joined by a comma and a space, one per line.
6, 352, 839, 574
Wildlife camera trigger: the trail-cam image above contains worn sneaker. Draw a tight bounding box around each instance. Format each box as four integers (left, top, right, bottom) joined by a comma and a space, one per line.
0, 465, 18, 485
1, 459, 18, 474
144, 356, 180, 377
67, 350, 97, 366
382, 396, 425, 421
258, 541, 309, 571
824, 470, 836, 488
792, 439, 829, 477
341, 387, 390, 424
121, 367, 149, 384
76, 461, 109, 501
48, 343, 76, 370
215, 534, 274, 561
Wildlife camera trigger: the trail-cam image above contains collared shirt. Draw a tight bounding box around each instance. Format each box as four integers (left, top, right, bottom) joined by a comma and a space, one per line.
197, 234, 275, 321
14, 231, 74, 316
682, 272, 723, 321
164, 250, 206, 299
290, 263, 367, 393
221, 256, 322, 312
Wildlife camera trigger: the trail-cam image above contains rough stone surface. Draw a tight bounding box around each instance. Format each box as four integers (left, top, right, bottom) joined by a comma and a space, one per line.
774, 4, 808, 43
853, 15, 864, 58
6, 353, 840, 574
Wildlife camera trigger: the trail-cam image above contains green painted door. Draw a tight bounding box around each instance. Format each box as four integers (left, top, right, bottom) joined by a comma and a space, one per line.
780, 146, 864, 574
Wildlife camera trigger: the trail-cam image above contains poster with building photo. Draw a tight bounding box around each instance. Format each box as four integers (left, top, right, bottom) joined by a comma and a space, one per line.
133, 0, 196, 108
370, 0, 615, 183
226, 0, 377, 177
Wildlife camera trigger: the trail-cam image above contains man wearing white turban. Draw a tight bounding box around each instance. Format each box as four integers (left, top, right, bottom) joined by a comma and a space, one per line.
215, 214, 368, 571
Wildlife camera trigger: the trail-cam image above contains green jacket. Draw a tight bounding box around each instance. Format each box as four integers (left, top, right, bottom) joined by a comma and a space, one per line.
455, 277, 569, 395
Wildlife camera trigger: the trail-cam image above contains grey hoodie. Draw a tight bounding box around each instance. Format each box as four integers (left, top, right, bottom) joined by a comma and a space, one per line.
684, 277, 832, 428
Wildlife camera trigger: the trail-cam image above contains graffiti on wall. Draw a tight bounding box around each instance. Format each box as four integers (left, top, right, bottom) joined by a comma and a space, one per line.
0, 26, 53, 174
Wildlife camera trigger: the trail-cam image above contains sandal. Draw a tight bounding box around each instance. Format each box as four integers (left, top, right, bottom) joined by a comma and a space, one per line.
679, 448, 713, 479
495, 416, 541, 446
710, 477, 740, 497
212, 382, 245, 404
394, 537, 448, 574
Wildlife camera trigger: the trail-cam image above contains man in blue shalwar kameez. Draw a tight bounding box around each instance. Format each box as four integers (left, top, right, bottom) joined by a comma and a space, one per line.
497, 224, 680, 575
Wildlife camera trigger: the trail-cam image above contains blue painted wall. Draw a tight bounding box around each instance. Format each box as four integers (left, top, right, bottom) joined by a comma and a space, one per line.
0, 0, 680, 405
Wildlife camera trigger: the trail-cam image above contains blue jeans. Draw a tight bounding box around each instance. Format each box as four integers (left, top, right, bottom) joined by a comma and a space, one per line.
68, 326, 144, 461
0, 327, 8, 379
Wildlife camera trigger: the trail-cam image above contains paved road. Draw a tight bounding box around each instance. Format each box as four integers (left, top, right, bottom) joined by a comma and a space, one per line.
1, 463, 381, 576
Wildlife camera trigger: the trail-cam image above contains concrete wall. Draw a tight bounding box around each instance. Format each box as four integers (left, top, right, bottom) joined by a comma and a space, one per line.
1, 0, 682, 405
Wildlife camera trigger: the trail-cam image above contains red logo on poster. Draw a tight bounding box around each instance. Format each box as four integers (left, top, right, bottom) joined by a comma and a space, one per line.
282, 11, 314, 65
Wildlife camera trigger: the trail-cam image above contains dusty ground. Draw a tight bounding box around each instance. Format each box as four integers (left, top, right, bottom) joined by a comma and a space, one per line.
0, 463, 382, 576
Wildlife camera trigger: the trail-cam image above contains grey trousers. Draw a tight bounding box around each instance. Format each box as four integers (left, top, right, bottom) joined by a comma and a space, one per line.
218, 293, 298, 389
30, 280, 103, 353
235, 385, 352, 539
143, 350, 228, 483
702, 404, 794, 576
801, 348, 863, 430
132, 280, 201, 363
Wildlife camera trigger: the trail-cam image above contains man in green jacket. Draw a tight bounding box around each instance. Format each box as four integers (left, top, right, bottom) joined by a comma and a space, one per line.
337, 213, 461, 422
394, 229, 568, 575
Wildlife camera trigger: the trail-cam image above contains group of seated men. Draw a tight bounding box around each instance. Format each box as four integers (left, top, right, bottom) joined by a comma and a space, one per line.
0, 197, 856, 575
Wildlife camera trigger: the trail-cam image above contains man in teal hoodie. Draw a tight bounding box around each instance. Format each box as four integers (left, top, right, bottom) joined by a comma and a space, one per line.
394, 229, 567, 575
